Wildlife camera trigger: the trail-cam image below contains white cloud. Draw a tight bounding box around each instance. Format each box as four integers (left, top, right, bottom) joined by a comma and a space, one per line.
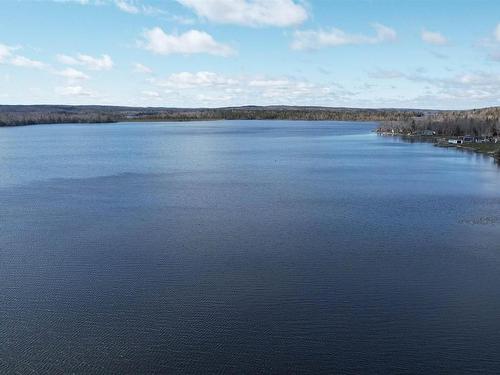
57, 53, 113, 70
146, 71, 350, 106
421, 30, 448, 45
114, 0, 139, 13
73, 54, 113, 70
385, 69, 500, 90
142, 90, 160, 98
291, 23, 397, 50
56, 85, 94, 97
51, 0, 166, 16
373, 24, 398, 42
248, 78, 329, 99
0, 43, 46, 69
140, 27, 234, 56
370, 67, 500, 106
133, 63, 153, 74
151, 71, 238, 89
0, 43, 16, 62
59, 67, 90, 80
9, 55, 46, 69
176, 0, 308, 27
56, 54, 78, 65
445, 72, 500, 87
248, 79, 292, 88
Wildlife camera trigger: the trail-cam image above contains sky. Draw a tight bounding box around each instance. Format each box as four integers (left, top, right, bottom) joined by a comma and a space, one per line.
1, 0, 500, 109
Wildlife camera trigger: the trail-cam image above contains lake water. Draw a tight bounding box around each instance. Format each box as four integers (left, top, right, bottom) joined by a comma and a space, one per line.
1, 121, 500, 374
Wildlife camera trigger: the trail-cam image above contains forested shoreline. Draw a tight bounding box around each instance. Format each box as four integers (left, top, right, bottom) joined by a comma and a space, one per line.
378, 107, 500, 137
377, 107, 500, 160
0, 105, 423, 126
2, 105, 500, 141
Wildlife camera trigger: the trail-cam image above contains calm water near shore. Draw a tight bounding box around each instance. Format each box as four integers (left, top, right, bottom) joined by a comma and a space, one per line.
1, 121, 500, 374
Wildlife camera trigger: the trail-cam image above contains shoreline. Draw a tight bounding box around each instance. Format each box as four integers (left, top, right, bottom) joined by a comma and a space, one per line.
0, 105, 424, 127
0, 118, 381, 128
378, 133, 500, 162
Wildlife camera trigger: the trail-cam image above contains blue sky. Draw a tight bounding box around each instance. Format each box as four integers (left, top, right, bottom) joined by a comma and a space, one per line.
1, 0, 500, 109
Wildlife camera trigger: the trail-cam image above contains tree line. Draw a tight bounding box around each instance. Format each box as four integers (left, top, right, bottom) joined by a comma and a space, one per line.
6, 105, 500, 137
378, 107, 500, 137
0, 105, 423, 126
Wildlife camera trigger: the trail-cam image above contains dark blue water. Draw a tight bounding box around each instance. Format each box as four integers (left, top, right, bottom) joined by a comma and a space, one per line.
1, 121, 500, 374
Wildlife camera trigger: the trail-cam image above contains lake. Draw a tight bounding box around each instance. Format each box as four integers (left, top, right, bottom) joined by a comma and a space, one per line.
1, 121, 500, 374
